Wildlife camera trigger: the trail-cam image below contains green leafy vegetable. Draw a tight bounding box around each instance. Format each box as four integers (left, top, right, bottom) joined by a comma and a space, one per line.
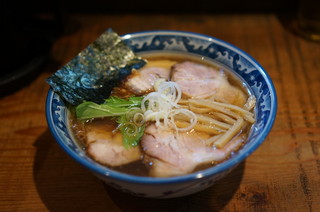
75, 96, 143, 120
75, 96, 145, 148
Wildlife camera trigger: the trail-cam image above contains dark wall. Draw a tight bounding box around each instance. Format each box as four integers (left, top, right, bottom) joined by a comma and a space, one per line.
62, 0, 298, 13
6, 0, 299, 14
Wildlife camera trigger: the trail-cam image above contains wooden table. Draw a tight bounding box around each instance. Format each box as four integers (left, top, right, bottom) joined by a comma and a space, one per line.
1, 13, 320, 211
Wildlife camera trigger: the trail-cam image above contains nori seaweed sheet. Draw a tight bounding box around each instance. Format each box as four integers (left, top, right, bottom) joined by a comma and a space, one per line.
46, 29, 146, 105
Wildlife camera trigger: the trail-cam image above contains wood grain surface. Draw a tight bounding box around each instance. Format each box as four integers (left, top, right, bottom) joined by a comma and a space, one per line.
1, 13, 320, 212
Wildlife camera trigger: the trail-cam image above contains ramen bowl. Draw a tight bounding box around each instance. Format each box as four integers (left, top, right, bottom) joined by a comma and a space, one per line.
46, 30, 277, 198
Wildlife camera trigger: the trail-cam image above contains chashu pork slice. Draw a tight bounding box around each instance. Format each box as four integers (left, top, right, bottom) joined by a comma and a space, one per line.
141, 124, 244, 177
124, 66, 171, 95
85, 122, 141, 167
171, 61, 246, 106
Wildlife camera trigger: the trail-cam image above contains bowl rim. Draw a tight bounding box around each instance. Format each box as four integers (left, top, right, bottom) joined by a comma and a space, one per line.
46, 30, 277, 185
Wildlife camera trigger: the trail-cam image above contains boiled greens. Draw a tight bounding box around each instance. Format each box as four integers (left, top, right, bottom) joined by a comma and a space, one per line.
75, 96, 145, 148
75, 96, 144, 120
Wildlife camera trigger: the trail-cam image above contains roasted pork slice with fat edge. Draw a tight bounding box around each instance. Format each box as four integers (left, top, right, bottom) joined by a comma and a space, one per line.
141, 124, 244, 177
171, 61, 246, 106
85, 123, 141, 167
124, 66, 171, 95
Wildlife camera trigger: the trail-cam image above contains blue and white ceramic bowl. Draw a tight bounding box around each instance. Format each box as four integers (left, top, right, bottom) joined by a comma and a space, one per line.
46, 30, 277, 198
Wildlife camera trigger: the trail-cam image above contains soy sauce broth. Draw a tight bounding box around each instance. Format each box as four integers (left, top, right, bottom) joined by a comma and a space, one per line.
70, 51, 254, 177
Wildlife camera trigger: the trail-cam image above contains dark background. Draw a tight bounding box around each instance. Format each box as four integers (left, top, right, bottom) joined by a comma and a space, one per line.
1, 0, 299, 95
4, 0, 299, 14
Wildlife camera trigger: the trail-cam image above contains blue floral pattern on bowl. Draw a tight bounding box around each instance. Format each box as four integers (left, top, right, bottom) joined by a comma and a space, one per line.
46, 30, 277, 198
